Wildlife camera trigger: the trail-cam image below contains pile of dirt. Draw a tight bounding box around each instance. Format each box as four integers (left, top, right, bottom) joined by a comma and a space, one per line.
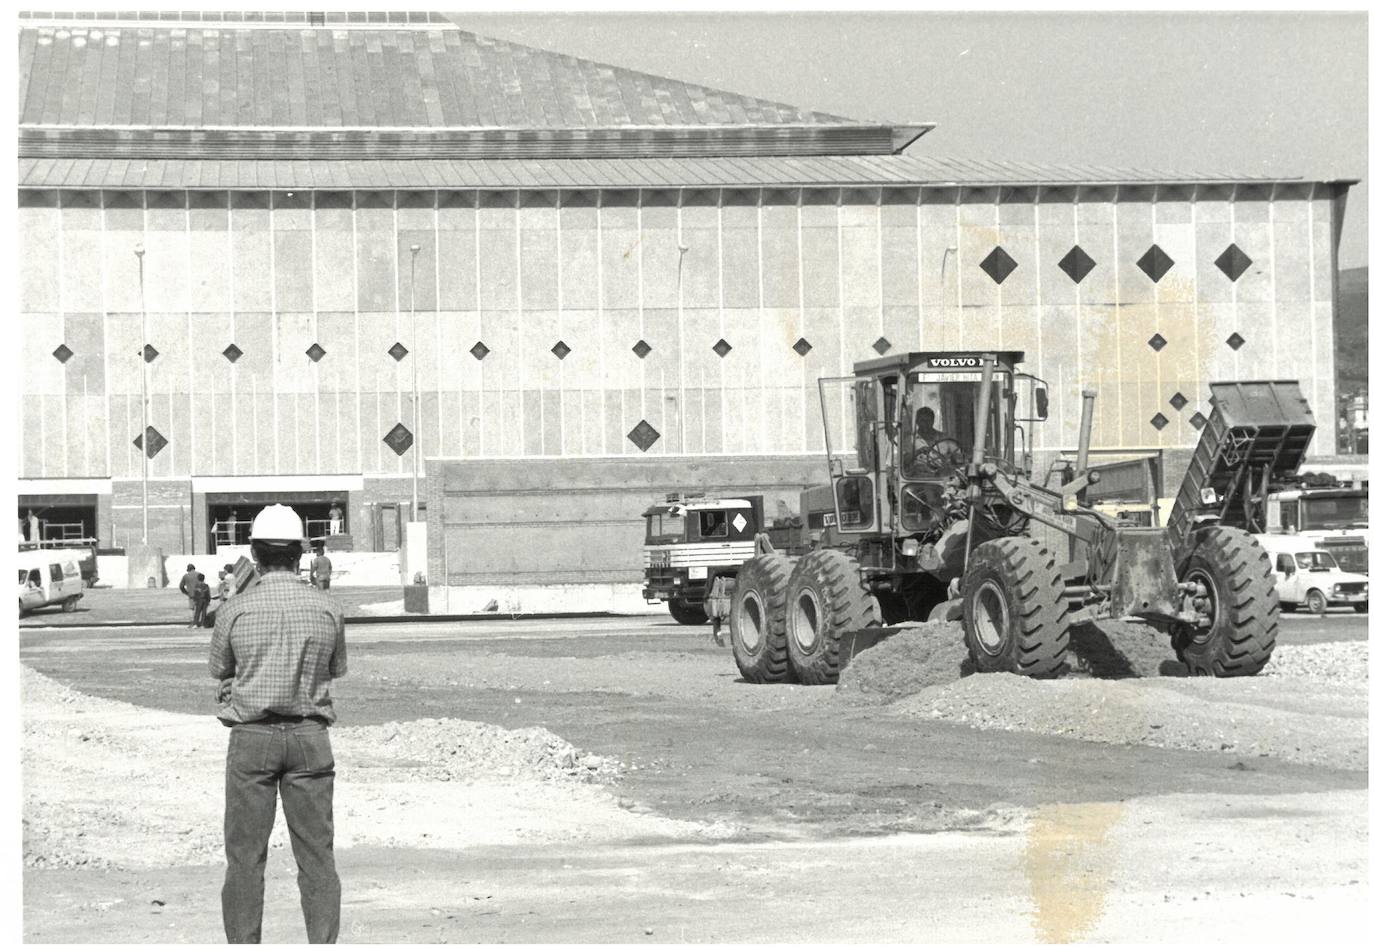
835, 622, 971, 703
21, 667, 715, 872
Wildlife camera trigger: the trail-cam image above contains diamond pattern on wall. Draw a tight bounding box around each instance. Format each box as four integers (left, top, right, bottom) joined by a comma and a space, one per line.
1058, 245, 1097, 284
1150, 412, 1170, 431
52, 343, 73, 364
632, 339, 652, 359
222, 343, 243, 364
142, 344, 159, 364
388, 342, 409, 362
1136, 245, 1175, 283
872, 336, 892, 355
1215, 243, 1253, 282
1226, 332, 1246, 351
1169, 392, 1189, 411
627, 419, 660, 453
793, 338, 812, 357
306, 343, 327, 363
383, 423, 413, 456
1189, 411, 1209, 431
133, 426, 168, 459
713, 339, 733, 358
551, 340, 571, 360
470, 341, 490, 361
979, 246, 1018, 284
1147, 333, 1167, 352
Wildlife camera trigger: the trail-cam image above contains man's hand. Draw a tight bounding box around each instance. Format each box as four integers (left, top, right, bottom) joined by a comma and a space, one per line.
217, 678, 233, 704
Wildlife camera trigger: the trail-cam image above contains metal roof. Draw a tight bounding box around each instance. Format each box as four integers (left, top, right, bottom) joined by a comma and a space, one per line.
18, 23, 860, 130
16, 154, 1340, 191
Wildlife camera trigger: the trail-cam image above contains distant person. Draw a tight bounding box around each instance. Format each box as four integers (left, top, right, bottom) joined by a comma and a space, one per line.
179, 563, 198, 623
27, 508, 41, 543
310, 546, 333, 592
217, 563, 237, 604
209, 504, 347, 944
328, 503, 343, 536
192, 573, 212, 628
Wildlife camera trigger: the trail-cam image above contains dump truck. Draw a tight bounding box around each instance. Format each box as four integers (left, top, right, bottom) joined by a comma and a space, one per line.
642, 493, 806, 637
713, 350, 1312, 683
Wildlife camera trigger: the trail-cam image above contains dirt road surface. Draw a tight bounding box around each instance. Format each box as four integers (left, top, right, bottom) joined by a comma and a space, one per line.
19, 597, 1370, 943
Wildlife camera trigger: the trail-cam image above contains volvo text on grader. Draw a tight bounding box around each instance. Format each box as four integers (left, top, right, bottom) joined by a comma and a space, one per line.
705, 350, 1312, 684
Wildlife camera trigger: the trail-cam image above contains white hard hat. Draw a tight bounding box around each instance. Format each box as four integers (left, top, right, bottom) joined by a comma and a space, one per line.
250, 504, 304, 543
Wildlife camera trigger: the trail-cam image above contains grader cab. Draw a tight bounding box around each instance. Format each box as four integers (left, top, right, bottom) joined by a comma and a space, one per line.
725, 351, 1312, 685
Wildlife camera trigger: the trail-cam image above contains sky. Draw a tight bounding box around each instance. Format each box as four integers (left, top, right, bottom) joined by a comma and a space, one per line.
452, 10, 1368, 270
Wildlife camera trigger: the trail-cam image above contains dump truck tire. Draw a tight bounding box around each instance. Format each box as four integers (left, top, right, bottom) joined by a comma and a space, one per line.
784, 550, 878, 685
667, 599, 709, 625
729, 554, 794, 683
1175, 526, 1279, 677
961, 537, 1070, 679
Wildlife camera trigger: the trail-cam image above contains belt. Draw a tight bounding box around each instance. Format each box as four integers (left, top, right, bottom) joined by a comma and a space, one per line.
247, 713, 328, 726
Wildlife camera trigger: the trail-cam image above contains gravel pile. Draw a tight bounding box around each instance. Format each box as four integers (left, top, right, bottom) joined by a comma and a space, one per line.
21, 666, 641, 871
1262, 641, 1369, 685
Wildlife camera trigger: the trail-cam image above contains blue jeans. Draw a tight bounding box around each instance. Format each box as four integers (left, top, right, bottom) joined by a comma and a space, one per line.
222, 720, 341, 944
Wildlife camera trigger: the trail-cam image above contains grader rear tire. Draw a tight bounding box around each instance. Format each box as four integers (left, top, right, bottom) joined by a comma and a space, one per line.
729, 555, 794, 683
667, 598, 709, 625
961, 537, 1070, 679
784, 550, 879, 685
1175, 526, 1279, 676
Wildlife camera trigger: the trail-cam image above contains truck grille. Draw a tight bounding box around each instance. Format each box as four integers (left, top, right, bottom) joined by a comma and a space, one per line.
1335, 582, 1368, 595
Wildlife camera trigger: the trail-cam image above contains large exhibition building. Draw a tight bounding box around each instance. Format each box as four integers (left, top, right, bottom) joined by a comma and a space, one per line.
16, 12, 1354, 587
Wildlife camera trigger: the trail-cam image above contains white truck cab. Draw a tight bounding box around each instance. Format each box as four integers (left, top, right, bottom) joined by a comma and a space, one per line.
1255, 534, 1369, 614
18, 550, 85, 616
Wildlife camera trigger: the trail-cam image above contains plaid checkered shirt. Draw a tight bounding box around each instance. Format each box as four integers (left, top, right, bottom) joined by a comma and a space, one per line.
209, 572, 348, 725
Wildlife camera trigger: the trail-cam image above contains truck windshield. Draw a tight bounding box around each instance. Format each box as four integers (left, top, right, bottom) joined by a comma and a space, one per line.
645, 513, 685, 542
900, 374, 1004, 479
1295, 551, 1339, 572
1301, 494, 1369, 530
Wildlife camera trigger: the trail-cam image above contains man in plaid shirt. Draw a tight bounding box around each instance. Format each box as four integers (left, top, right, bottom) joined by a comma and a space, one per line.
209, 504, 348, 944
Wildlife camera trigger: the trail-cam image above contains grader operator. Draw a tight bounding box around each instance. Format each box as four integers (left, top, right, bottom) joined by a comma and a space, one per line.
717, 351, 1296, 686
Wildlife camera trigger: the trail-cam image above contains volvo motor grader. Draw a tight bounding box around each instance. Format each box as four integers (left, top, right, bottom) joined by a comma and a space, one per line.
709, 350, 1310, 684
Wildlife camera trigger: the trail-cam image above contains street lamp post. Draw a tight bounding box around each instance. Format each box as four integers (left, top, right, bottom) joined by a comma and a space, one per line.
409, 243, 421, 523
135, 243, 149, 545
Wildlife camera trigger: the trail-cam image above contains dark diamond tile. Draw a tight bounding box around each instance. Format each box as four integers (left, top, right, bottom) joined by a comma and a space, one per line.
713, 339, 733, 358
1169, 392, 1189, 411
470, 341, 490, 361
551, 340, 571, 360
1137, 244, 1175, 283
1226, 332, 1246, 351
1147, 333, 1167, 352
632, 339, 652, 359
306, 343, 327, 363
1150, 413, 1170, 431
388, 342, 409, 362
142, 343, 159, 363
628, 419, 660, 452
793, 337, 812, 357
52, 343, 73, 364
383, 423, 413, 456
222, 343, 243, 364
1189, 411, 1209, 431
871, 337, 892, 356
979, 245, 1019, 284
1215, 243, 1253, 282
134, 426, 167, 459
1057, 245, 1097, 284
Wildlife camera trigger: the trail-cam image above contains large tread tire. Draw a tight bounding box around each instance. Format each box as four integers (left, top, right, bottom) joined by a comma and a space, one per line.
1175, 526, 1279, 676
784, 550, 879, 685
961, 537, 1070, 679
666, 598, 709, 625
729, 555, 795, 683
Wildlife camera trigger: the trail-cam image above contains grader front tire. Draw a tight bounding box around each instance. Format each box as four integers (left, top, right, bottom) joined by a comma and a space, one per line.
961, 538, 1070, 679
729, 555, 794, 683
784, 550, 879, 685
1175, 526, 1279, 677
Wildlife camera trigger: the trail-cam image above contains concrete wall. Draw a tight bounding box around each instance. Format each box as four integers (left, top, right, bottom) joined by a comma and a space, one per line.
19, 184, 1342, 488
430, 455, 829, 585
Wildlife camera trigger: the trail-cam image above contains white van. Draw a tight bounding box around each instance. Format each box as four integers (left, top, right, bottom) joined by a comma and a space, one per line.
18, 550, 84, 616
1255, 535, 1369, 615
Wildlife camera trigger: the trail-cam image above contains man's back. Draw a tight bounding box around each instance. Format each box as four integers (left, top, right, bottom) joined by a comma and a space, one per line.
209, 573, 347, 724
